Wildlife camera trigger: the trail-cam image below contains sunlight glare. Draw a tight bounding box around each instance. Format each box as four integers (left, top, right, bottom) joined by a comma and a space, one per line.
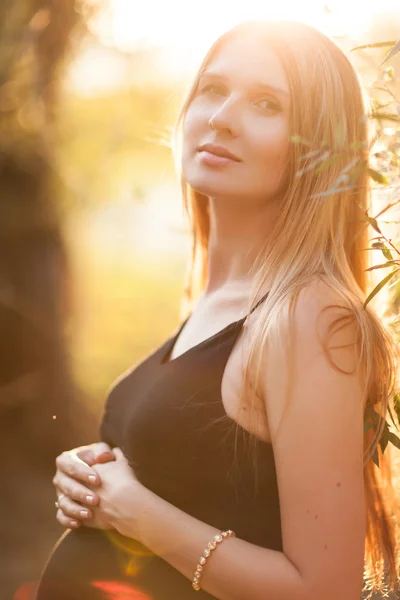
100, 0, 378, 71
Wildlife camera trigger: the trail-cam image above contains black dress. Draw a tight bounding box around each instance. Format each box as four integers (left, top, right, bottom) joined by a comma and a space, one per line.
35, 292, 282, 600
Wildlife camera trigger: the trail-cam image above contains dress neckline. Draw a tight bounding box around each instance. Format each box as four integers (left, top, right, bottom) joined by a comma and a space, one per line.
160, 291, 270, 367
160, 318, 241, 366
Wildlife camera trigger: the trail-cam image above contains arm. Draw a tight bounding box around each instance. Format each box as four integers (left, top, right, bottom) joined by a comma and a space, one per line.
96, 282, 365, 600
115, 479, 306, 600
259, 282, 366, 600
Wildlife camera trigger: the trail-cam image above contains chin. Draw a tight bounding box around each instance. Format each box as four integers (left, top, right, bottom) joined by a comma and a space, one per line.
187, 178, 233, 199
182, 164, 234, 198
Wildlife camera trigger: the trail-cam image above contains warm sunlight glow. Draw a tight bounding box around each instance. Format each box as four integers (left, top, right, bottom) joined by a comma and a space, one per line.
69, 0, 400, 94
66, 0, 400, 257
93, 0, 396, 71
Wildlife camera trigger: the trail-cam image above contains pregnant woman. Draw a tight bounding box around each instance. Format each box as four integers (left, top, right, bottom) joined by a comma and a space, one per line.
35, 19, 399, 600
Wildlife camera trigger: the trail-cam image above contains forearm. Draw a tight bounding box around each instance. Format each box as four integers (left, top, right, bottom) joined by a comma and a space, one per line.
115, 483, 307, 600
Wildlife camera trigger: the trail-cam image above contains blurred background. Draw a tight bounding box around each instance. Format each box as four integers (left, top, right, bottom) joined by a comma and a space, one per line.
0, 1, 399, 599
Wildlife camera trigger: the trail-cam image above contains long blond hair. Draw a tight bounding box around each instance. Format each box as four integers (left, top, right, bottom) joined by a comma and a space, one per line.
172, 20, 399, 596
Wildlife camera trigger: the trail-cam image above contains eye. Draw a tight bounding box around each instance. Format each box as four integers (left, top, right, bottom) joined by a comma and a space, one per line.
201, 83, 227, 96
255, 98, 281, 112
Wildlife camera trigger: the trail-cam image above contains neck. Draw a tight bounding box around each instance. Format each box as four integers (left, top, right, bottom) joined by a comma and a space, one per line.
204, 197, 279, 295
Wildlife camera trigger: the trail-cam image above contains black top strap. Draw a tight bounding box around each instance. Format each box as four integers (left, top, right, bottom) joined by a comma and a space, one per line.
248, 291, 270, 315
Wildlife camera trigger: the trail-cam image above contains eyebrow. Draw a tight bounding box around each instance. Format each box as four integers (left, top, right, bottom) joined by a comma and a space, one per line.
199, 70, 290, 99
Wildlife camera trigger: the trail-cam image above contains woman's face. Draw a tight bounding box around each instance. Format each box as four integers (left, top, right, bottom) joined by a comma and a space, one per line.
182, 34, 291, 206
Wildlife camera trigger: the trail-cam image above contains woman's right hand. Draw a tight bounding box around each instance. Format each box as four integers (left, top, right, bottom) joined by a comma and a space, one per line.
52, 442, 115, 529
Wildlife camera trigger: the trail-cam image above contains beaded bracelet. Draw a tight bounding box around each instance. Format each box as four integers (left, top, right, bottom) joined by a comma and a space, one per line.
192, 530, 236, 591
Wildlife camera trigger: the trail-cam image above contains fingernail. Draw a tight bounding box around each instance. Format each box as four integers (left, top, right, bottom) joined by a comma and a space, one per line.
88, 475, 96, 484
70, 520, 79, 527
80, 510, 89, 519
85, 495, 94, 505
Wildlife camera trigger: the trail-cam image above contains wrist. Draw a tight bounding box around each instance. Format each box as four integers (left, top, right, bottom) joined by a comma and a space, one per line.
112, 479, 150, 541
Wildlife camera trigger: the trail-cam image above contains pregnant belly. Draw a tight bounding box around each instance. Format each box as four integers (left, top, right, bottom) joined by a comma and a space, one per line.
34, 528, 156, 600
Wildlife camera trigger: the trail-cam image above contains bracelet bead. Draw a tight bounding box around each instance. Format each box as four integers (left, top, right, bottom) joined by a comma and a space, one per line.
192, 530, 236, 592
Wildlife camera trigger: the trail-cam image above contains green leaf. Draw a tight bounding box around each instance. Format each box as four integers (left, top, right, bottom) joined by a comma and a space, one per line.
366, 260, 398, 271
370, 242, 394, 260
373, 101, 394, 111
389, 432, 400, 450
365, 408, 386, 429
381, 38, 400, 65
394, 392, 400, 423
387, 402, 399, 431
370, 112, 399, 123
363, 268, 400, 308
299, 148, 323, 161
367, 168, 389, 185
364, 421, 373, 433
372, 446, 380, 468
350, 41, 397, 52
315, 154, 340, 173
291, 135, 311, 146
370, 241, 393, 260
379, 424, 390, 454
350, 140, 368, 149
349, 160, 366, 185
365, 216, 382, 234
382, 247, 393, 261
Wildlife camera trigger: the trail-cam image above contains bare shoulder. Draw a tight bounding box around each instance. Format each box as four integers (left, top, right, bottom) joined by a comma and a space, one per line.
290, 279, 355, 335
276, 279, 360, 374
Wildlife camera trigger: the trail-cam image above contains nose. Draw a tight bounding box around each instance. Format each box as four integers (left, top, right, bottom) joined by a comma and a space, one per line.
209, 98, 240, 137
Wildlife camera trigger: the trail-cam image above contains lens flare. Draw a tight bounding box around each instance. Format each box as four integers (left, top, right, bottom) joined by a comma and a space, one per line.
13, 581, 37, 600
92, 580, 152, 600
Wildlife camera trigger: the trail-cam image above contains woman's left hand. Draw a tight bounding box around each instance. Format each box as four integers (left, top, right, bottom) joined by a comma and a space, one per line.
83, 447, 146, 540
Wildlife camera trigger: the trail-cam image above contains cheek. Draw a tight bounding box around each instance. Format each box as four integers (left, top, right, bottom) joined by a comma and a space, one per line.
182, 97, 215, 142
181, 111, 197, 158
181, 107, 208, 174
181, 127, 192, 179
246, 123, 290, 196
252, 123, 290, 172
182, 104, 203, 140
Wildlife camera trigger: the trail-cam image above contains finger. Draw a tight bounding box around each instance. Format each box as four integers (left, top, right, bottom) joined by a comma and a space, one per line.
57, 494, 93, 522
79, 443, 114, 465
53, 475, 99, 507
112, 448, 125, 461
56, 508, 81, 529
95, 451, 115, 464
55, 450, 100, 486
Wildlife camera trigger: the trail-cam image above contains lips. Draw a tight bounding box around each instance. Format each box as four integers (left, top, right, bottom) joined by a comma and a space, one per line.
198, 143, 241, 162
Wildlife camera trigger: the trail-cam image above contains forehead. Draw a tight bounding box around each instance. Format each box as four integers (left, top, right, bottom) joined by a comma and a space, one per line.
204, 34, 289, 95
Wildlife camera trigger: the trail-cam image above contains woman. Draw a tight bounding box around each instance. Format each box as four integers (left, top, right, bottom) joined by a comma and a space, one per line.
36, 19, 399, 600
